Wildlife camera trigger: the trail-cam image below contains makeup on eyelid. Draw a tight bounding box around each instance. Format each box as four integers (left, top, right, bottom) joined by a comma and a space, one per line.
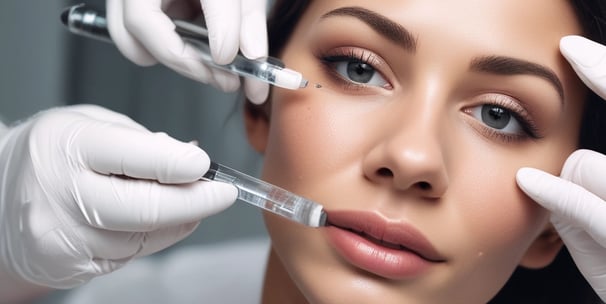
293, 49, 553, 143
304, 32, 565, 142
279, 13, 568, 146
290, 51, 395, 97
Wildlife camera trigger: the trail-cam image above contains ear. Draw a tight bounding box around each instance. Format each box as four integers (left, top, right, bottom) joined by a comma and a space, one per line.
244, 103, 270, 154
519, 224, 563, 269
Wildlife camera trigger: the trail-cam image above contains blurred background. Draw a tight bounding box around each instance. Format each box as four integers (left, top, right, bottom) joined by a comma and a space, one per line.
0, 0, 268, 249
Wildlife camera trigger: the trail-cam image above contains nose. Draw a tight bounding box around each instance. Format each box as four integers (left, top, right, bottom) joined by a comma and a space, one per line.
362, 112, 449, 198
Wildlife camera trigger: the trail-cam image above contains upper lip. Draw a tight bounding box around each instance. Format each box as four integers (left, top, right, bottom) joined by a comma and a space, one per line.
326, 210, 446, 262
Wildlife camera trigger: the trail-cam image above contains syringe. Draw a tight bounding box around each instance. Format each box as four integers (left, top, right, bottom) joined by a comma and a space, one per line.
203, 162, 327, 228
60, 3, 309, 90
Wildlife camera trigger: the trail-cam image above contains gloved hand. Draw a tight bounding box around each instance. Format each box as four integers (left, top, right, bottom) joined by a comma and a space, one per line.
516, 35, 606, 300
106, 0, 269, 104
0, 105, 237, 291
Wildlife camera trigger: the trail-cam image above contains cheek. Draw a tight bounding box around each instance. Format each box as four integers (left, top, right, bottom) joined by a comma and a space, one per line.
458, 116, 582, 257
447, 138, 566, 257
261, 88, 375, 189
431, 153, 552, 299
453, 171, 548, 255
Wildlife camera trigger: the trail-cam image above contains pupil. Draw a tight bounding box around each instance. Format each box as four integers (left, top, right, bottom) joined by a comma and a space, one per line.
347, 61, 374, 83
481, 105, 510, 129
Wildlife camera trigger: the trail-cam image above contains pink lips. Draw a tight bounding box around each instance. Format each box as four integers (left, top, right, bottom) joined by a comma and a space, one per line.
325, 210, 446, 280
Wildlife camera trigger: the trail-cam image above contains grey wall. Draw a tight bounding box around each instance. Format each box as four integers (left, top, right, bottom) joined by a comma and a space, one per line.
0, 1, 68, 123
0, 0, 268, 249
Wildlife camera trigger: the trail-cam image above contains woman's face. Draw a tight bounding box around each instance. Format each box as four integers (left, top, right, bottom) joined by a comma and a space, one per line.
252, 0, 587, 302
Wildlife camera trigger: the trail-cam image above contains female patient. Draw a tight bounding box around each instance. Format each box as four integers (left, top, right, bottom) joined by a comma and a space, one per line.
243, 0, 606, 303
59, 0, 606, 303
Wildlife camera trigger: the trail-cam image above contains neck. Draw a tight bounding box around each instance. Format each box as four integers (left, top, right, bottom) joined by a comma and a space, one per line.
261, 247, 308, 304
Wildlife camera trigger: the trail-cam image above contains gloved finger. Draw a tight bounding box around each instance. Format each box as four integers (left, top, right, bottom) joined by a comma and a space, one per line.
209, 68, 241, 92
554, 223, 606, 298
561, 149, 606, 200
79, 221, 199, 259
560, 35, 606, 100
244, 78, 270, 104
75, 122, 209, 183
516, 167, 606, 246
76, 171, 237, 231
75, 225, 147, 260
53, 223, 199, 287
200, 0, 241, 64
134, 222, 201, 258
240, 0, 269, 104
64, 104, 148, 132
122, 0, 220, 84
239, 0, 268, 60
106, 0, 157, 66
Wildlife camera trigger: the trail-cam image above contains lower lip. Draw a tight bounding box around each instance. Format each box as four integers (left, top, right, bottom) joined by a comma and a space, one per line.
326, 226, 435, 280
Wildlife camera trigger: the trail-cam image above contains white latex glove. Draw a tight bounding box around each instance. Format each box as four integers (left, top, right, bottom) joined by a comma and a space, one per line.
106, 0, 269, 104
516, 35, 606, 300
0, 105, 237, 291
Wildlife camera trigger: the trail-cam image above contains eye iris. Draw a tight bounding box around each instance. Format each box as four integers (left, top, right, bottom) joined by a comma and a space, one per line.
481, 105, 510, 129
346, 61, 374, 83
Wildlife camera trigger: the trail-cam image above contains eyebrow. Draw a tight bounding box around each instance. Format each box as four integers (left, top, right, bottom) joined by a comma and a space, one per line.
321, 6, 417, 52
470, 56, 564, 103
321, 7, 564, 104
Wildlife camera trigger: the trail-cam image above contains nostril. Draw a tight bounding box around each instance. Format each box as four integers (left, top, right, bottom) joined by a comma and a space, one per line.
373, 169, 434, 192
417, 181, 431, 190
377, 167, 393, 177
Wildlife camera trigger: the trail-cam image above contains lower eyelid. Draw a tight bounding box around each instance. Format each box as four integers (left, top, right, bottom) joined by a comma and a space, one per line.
462, 104, 542, 142
484, 126, 527, 143
461, 113, 528, 143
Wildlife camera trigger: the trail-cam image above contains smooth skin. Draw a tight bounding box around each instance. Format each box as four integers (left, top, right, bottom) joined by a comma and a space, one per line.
245, 0, 587, 303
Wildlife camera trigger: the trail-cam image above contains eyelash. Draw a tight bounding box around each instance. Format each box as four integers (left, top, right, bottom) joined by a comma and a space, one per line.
465, 95, 542, 142
317, 48, 391, 91
315, 48, 541, 143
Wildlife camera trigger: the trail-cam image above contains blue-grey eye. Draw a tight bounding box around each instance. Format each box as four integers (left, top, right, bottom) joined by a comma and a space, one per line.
470, 104, 523, 134
334, 60, 387, 87
483, 105, 510, 129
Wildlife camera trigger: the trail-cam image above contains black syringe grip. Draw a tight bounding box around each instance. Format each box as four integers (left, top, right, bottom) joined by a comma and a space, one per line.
60, 5, 111, 42
60, 9, 68, 25
202, 161, 219, 180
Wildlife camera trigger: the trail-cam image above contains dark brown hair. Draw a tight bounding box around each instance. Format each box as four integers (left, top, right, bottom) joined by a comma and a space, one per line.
571, 0, 606, 156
